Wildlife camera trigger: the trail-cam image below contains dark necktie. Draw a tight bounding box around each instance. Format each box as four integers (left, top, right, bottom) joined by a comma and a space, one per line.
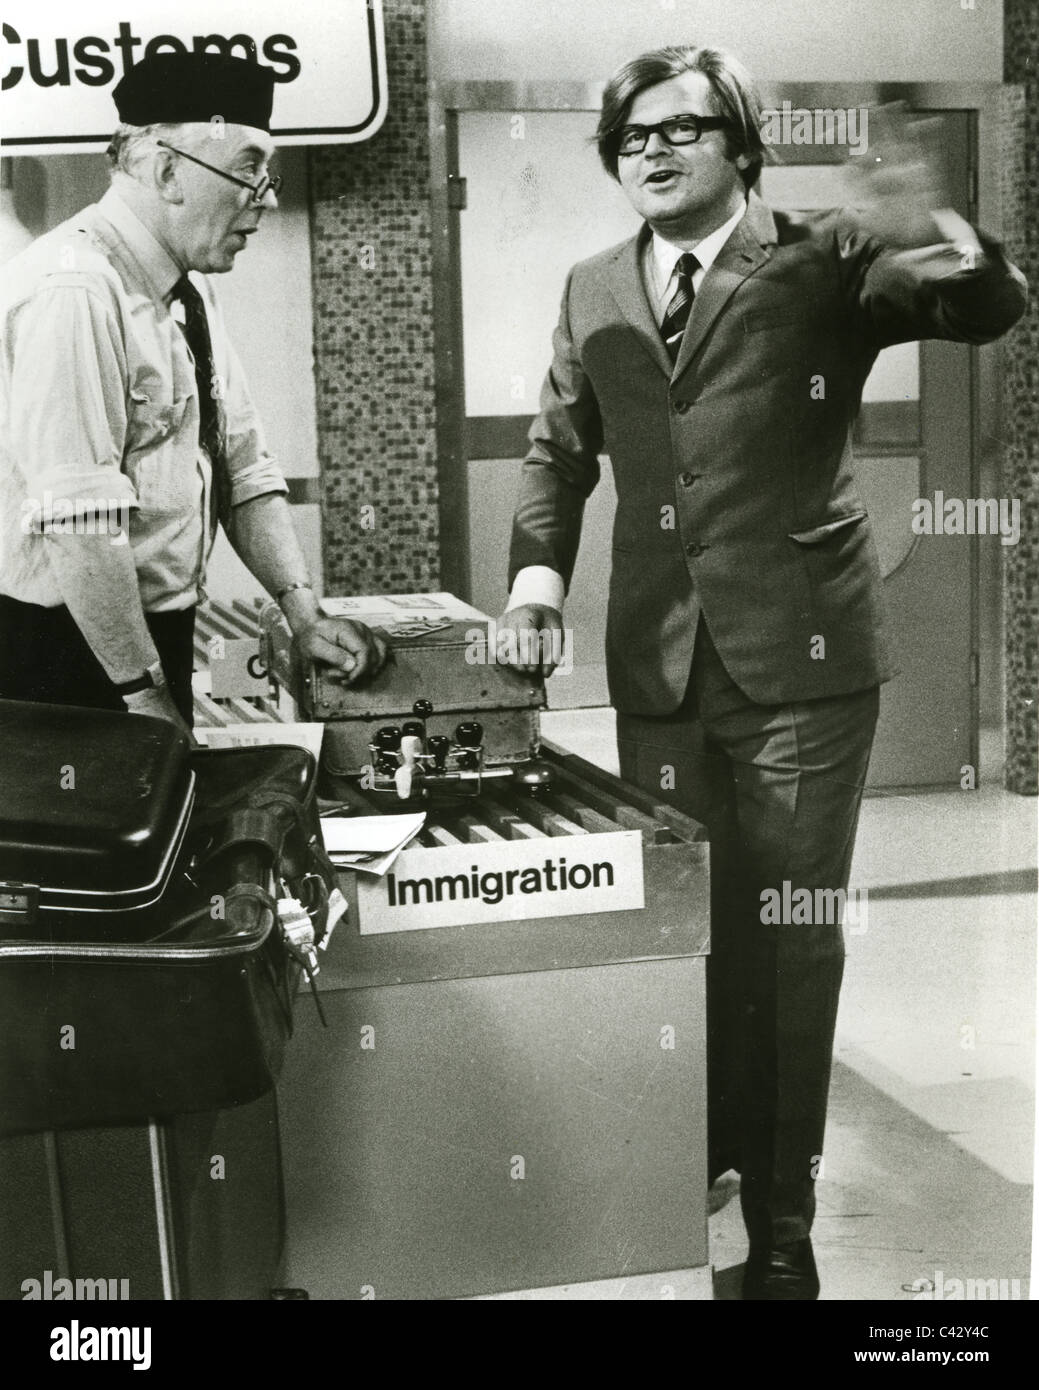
660, 252, 699, 363
170, 274, 229, 528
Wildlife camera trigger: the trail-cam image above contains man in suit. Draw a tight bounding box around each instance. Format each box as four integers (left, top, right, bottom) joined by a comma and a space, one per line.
499, 44, 1026, 1299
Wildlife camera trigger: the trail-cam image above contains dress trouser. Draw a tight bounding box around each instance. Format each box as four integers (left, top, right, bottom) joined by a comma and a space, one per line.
0, 596, 197, 726
616, 615, 879, 1247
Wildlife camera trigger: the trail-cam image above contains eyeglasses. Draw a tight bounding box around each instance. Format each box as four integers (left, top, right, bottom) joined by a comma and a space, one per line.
156, 140, 282, 206
614, 114, 733, 157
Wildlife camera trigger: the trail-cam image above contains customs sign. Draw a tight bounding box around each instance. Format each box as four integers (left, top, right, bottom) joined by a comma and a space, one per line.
2, 0, 387, 153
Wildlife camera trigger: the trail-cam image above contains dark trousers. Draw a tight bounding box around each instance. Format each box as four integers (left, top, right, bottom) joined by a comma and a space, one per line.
617, 616, 878, 1247
0, 596, 197, 726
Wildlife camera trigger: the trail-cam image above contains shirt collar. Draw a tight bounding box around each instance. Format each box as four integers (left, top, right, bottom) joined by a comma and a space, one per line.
651, 198, 748, 288
96, 187, 184, 304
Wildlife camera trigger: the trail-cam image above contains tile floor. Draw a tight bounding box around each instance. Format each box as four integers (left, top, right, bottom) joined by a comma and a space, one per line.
534, 710, 1037, 1302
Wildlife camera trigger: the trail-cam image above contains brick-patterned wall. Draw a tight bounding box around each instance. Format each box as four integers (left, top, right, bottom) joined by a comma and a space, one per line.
1003, 3, 1038, 793
308, 0, 440, 596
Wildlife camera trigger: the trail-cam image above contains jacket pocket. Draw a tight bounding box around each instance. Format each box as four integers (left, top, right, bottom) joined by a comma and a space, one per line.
788, 511, 868, 545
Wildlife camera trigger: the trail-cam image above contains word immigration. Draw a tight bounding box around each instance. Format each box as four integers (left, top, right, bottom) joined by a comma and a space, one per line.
759, 881, 868, 933
911, 493, 1020, 546
464, 621, 573, 675
387, 857, 615, 907
23, 1271, 129, 1300
19, 493, 131, 545
759, 101, 868, 154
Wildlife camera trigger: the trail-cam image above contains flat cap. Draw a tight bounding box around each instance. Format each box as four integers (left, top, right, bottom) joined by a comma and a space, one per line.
113, 53, 275, 131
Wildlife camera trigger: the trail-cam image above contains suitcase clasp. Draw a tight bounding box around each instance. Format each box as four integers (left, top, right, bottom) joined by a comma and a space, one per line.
0, 881, 40, 927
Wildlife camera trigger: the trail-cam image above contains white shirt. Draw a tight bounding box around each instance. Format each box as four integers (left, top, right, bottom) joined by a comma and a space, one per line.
646, 198, 748, 323
0, 188, 287, 612
508, 201, 748, 616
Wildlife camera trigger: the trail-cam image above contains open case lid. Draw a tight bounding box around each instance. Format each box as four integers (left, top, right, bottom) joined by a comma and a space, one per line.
0, 699, 194, 906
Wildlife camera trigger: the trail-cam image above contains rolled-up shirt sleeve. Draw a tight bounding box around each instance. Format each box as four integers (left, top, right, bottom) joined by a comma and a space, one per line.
8, 281, 139, 529
203, 283, 288, 508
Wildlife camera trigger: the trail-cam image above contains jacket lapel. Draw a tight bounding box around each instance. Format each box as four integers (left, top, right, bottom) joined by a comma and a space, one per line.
602, 226, 674, 379
671, 193, 777, 383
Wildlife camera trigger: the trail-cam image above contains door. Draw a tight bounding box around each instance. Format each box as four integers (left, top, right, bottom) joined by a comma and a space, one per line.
451, 104, 978, 788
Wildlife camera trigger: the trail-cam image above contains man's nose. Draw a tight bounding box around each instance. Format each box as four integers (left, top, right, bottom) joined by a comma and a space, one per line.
643, 130, 672, 157
261, 184, 279, 210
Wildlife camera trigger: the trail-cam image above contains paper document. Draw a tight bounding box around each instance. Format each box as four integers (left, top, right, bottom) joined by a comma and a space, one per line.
321, 812, 426, 876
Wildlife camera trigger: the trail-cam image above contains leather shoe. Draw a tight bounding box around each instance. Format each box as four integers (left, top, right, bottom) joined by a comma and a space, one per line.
708, 1154, 740, 1186
742, 1237, 820, 1301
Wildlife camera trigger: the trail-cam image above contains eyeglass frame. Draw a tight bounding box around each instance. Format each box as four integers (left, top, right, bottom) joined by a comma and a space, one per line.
613, 114, 734, 157
156, 139, 282, 205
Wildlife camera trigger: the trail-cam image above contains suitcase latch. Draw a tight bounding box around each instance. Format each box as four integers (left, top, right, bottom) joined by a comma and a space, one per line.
0, 881, 40, 927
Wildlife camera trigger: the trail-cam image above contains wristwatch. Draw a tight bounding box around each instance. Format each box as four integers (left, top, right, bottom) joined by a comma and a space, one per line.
116, 659, 166, 697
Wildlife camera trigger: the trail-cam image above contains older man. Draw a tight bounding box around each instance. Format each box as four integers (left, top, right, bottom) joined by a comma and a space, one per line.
500, 44, 1026, 1298
0, 52, 384, 734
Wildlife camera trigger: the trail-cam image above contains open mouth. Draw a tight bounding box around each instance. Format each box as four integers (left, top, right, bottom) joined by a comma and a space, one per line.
644, 170, 680, 186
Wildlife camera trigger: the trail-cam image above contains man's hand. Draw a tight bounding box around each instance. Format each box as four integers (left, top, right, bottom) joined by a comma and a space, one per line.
295, 617, 388, 684
496, 604, 565, 678
841, 103, 954, 248
123, 685, 198, 746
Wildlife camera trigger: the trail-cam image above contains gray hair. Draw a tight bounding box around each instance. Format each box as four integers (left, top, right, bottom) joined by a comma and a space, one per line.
106, 122, 211, 180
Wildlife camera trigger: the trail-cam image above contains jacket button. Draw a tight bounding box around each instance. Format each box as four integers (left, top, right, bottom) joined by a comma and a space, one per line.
679, 472, 699, 487
685, 541, 708, 558
673, 399, 690, 414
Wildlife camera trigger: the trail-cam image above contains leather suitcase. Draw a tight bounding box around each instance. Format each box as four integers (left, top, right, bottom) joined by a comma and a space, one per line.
0, 733, 332, 1301
0, 699, 195, 941
0, 1094, 287, 1301
0, 732, 335, 1136
258, 596, 545, 777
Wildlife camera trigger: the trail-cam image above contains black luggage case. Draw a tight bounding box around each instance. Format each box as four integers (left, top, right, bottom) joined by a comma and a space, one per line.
0, 704, 334, 1299
0, 699, 195, 941
0, 1097, 285, 1301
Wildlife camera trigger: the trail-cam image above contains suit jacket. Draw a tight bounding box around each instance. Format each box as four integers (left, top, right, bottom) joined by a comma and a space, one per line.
508, 192, 1027, 712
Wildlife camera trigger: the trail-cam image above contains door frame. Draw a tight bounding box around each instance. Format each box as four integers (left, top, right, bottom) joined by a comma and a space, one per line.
428, 80, 1018, 775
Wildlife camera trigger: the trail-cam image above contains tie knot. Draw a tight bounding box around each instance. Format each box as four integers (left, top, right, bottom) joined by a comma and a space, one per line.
677, 252, 699, 280
171, 275, 199, 308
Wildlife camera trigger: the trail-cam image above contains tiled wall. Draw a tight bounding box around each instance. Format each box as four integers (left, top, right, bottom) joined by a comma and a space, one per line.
1003, 2, 1038, 794
309, 0, 440, 597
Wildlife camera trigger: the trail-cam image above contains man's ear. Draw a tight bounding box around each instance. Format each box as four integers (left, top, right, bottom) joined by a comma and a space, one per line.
153, 146, 185, 204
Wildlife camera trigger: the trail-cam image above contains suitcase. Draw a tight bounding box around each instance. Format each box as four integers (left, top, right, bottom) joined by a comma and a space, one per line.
0, 699, 195, 941
0, 1094, 287, 1301
0, 732, 336, 1136
0, 722, 333, 1300
259, 595, 545, 778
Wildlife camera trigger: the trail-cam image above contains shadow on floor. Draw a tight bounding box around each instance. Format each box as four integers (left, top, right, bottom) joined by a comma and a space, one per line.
710, 1057, 1032, 1302
865, 869, 1036, 900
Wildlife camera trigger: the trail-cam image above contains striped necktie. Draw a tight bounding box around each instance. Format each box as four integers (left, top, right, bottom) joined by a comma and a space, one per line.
171, 275, 229, 528
660, 252, 699, 363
